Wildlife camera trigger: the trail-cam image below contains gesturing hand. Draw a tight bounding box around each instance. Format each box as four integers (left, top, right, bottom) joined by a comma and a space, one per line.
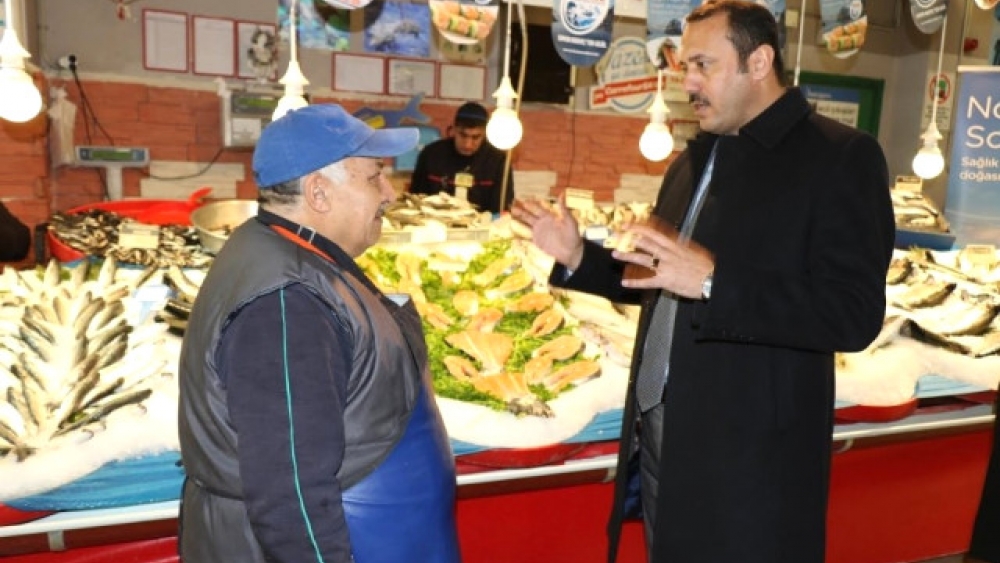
511, 193, 584, 270
612, 220, 714, 299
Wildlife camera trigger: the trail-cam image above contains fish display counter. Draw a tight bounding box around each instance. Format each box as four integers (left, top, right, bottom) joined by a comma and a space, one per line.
0, 400, 993, 563
3, 218, 1000, 561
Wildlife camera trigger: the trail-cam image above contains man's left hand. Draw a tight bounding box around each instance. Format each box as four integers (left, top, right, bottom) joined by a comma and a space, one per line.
612, 222, 714, 299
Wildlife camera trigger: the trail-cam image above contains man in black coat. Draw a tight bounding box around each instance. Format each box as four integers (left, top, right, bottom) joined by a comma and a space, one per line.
409, 102, 514, 213
512, 2, 895, 562
0, 202, 30, 262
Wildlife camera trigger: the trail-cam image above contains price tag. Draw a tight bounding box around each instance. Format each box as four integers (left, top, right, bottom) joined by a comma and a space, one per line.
118, 223, 160, 249
564, 188, 595, 210
584, 225, 610, 242
894, 175, 923, 193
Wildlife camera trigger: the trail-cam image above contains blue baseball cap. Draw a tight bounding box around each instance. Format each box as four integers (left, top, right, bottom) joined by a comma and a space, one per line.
253, 104, 419, 188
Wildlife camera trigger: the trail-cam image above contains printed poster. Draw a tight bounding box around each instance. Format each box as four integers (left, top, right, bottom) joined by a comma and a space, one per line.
645, 0, 785, 70
363, 1, 432, 56
943, 67, 1000, 246
800, 84, 860, 128
429, 0, 499, 45
551, 0, 614, 67
819, 0, 868, 59
645, 0, 699, 71
279, 0, 351, 51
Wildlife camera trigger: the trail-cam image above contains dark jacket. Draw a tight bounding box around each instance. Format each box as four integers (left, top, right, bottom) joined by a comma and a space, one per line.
0, 202, 30, 262
178, 216, 447, 562
409, 137, 514, 212
553, 88, 895, 563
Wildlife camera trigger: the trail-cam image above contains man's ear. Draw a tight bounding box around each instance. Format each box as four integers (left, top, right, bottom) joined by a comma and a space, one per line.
303, 172, 331, 212
749, 44, 774, 81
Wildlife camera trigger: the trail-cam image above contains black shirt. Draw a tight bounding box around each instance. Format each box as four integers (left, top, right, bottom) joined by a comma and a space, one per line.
409, 138, 514, 213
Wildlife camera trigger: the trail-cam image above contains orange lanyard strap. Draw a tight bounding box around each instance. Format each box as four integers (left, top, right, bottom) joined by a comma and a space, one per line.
270, 224, 337, 265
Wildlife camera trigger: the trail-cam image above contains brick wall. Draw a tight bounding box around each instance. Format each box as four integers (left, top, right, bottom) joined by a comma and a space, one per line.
0, 77, 675, 265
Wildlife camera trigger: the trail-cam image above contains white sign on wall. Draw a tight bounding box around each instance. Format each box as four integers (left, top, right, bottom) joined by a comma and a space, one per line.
920, 70, 955, 133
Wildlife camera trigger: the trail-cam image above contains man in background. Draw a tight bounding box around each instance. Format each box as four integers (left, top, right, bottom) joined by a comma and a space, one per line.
409, 101, 514, 213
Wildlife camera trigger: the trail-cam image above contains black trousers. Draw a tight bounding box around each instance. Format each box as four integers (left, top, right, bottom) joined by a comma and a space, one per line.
969, 385, 1000, 562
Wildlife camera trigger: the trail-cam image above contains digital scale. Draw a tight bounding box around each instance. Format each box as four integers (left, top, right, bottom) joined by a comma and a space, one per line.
74, 145, 150, 200
220, 89, 280, 148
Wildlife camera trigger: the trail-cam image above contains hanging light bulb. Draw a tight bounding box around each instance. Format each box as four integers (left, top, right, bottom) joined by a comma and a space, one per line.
486, 1, 523, 150
0, 0, 43, 123
487, 76, 522, 150
911, 15, 948, 180
639, 70, 673, 162
912, 121, 945, 179
272, 0, 309, 121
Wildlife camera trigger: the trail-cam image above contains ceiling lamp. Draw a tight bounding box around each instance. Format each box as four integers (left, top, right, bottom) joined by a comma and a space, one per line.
912, 15, 948, 180
639, 69, 673, 162
0, 0, 43, 123
486, 1, 523, 151
272, 0, 309, 121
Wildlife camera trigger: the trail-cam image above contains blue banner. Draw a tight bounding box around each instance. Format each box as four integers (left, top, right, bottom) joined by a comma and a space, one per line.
552, 0, 614, 67
944, 68, 1000, 246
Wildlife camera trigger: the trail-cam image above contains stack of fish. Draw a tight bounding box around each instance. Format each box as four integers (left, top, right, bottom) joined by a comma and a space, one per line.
49, 209, 213, 268
358, 240, 608, 417
0, 259, 174, 461
383, 192, 492, 230
887, 246, 1000, 356
891, 190, 948, 232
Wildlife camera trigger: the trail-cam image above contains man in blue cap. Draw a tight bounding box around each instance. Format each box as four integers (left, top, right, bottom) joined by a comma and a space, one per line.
409, 101, 514, 213
178, 104, 461, 563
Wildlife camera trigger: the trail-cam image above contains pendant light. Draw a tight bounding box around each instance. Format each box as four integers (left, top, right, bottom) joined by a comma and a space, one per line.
272, 0, 309, 121
792, 0, 807, 86
639, 69, 673, 162
486, 1, 523, 151
0, 0, 43, 123
912, 15, 948, 180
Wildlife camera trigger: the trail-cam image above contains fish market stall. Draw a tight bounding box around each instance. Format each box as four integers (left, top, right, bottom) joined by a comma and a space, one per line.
2, 206, 1000, 562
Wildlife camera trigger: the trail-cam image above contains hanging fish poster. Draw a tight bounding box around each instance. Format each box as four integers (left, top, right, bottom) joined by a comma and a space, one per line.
819, 0, 868, 59
551, 0, 614, 67
646, 0, 699, 71
429, 0, 499, 45
279, 0, 352, 51
910, 0, 947, 34
363, 0, 432, 56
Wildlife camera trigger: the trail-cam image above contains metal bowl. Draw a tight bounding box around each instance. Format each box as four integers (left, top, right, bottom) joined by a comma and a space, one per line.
190, 199, 258, 253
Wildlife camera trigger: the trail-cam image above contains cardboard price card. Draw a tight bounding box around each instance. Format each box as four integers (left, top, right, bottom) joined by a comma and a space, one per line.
430, 0, 499, 45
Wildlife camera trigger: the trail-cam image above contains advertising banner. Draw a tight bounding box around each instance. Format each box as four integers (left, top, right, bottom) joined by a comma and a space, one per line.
551, 0, 614, 67
909, 0, 948, 34
589, 36, 657, 113
944, 67, 1000, 246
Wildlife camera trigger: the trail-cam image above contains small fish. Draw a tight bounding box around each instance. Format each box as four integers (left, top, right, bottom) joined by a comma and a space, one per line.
886, 257, 912, 285
893, 281, 955, 309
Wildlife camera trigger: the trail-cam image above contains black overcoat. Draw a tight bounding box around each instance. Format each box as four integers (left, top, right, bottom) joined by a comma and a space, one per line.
551, 88, 895, 563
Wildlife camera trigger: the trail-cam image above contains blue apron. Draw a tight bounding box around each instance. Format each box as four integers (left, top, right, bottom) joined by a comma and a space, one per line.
342, 296, 461, 563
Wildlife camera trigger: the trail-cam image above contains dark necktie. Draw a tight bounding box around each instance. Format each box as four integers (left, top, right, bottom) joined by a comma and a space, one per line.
635, 144, 718, 412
